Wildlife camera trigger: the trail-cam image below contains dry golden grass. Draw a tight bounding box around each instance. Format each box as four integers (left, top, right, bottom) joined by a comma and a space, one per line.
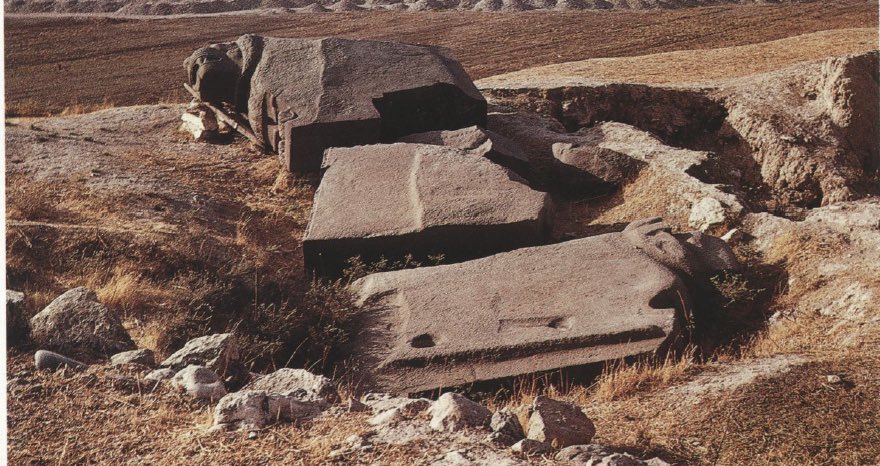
591, 350, 697, 402
478, 28, 879, 87
58, 99, 116, 116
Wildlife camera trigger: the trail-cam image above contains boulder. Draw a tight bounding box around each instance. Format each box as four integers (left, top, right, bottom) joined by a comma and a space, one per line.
7, 290, 28, 346
110, 349, 156, 367
171, 365, 227, 401
29, 287, 134, 356
243, 368, 339, 404
488, 408, 525, 445
526, 396, 595, 448
303, 143, 551, 275
211, 389, 323, 432
159, 333, 242, 382
485, 111, 646, 195
184, 35, 486, 171
349, 219, 692, 392
34, 350, 87, 371
428, 392, 491, 432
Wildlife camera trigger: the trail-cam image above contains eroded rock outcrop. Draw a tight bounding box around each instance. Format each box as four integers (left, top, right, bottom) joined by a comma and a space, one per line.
184, 35, 486, 171
303, 143, 551, 275
480, 51, 879, 211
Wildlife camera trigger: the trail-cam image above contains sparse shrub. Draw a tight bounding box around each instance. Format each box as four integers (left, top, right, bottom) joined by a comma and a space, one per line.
710, 271, 763, 310
342, 253, 445, 282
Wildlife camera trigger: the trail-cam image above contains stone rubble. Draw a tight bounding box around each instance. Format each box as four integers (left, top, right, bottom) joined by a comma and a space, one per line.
171, 365, 227, 401
110, 349, 156, 367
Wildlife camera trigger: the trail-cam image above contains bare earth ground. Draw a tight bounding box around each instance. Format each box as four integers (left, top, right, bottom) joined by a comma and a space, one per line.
6, 3, 880, 466
5, 0, 879, 115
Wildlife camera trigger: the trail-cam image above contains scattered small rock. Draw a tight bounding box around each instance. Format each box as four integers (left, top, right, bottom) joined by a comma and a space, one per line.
527, 396, 596, 448
243, 368, 339, 404
511, 438, 551, 456
429, 392, 491, 432
556, 445, 661, 465
110, 349, 156, 367
368, 398, 432, 426
7, 290, 29, 346
171, 365, 227, 401
211, 389, 323, 432
826, 374, 843, 384
29, 287, 134, 356
34, 349, 87, 371
347, 397, 369, 413
689, 197, 729, 232
720, 228, 744, 243
488, 408, 525, 446
144, 368, 176, 383
160, 333, 242, 383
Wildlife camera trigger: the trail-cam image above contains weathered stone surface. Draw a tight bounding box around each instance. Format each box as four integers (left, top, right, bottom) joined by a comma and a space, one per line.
489, 408, 525, 446
160, 333, 241, 381
303, 143, 551, 275
349, 220, 691, 392
485, 111, 646, 195
623, 217, 739, 278
429, 392, 491, 432
526, 396, 595, 448
34, 350, 87, 371
511, 438, 551, 456
397, 126, 536, 184
7, 290, 28, 346
243, 368, 339, 404
30, 287, 134, 356
171, 365, 227, 400
110, 349, 156, 367
185, 35, 486, 171
211, 389, 323, 432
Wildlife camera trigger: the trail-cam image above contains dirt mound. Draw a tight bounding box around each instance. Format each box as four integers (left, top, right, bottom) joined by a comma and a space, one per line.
480, 50, 879, 212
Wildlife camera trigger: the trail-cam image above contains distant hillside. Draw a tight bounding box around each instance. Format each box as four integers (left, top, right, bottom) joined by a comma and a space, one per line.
4, 0, 815, 15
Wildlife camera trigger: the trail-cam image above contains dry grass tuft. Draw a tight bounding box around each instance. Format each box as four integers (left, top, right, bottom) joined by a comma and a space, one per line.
591, 349, 697, 402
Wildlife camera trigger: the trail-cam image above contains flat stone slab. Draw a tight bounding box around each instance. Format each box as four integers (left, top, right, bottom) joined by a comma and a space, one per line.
185, 35, 486, 171
348, 224, 691, 393
303, 143, 551, 275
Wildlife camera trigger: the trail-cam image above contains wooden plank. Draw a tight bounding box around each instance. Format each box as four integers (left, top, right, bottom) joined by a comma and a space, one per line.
183, 83, 263, 149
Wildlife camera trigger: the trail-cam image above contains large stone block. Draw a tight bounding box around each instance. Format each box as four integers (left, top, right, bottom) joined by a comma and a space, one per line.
184, 35, 486, 171
303, 143, 551, 275
347, 220, 696, 393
